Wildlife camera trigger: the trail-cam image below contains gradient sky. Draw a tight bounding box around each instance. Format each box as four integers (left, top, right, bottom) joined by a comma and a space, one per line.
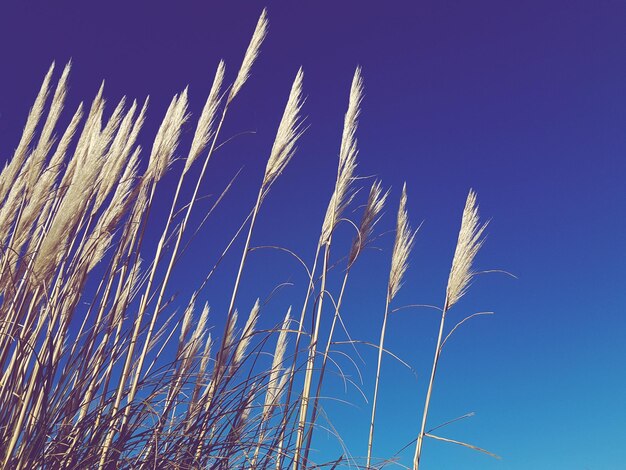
1, 1, 626, 468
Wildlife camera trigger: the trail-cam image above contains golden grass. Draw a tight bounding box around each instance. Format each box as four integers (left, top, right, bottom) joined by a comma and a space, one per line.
0, 10, 498, 469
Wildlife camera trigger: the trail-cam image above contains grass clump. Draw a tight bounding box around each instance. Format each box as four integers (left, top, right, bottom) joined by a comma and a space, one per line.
0, 9, 500, 469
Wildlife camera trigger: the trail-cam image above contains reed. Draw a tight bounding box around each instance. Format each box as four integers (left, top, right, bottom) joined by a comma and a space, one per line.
0, 9, 499, 469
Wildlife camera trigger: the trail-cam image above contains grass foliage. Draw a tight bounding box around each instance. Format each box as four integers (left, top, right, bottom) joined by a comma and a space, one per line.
0, 9, 497, 469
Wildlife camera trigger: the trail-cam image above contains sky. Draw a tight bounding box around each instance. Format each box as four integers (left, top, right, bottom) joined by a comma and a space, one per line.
1, 1, 626, 468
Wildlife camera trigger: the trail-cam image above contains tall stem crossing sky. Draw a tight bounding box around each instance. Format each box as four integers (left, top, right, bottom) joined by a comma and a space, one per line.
1, 1, 625, 468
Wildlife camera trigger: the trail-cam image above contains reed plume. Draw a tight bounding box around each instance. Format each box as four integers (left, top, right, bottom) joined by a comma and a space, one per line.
0, 13, 499, 469
367, 183, 418, 468
413, 189, 488, 470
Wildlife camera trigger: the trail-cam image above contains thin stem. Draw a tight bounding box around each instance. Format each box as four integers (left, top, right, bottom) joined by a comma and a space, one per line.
302, 266, 351, 464
274, 242, 321, 470
367, 290, 391, 468
294, 242, 330, 470
413, 300, 449, 470
211, 183, 263, 392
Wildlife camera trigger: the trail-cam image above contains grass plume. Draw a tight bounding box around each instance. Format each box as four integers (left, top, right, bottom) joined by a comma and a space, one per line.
0, 13, 499, 470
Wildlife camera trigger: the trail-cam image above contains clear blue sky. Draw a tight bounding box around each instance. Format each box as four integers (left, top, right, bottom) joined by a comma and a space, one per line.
1, 1, 625, 468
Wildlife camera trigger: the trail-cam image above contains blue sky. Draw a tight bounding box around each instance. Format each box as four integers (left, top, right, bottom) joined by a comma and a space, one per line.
1, 1, 626, 468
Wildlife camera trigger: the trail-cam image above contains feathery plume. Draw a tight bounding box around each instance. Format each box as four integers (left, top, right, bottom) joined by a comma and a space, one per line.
181, 302, 210, 369
182, 302, 210, 367
147, 89, 189, 182
32, 96, 110, 280
60, 83, 105, 188
229, 9, 268, 103
40, 61, 71, 137
264, 308, 291, 415
180, 299, 195, 344
234, 299, 261, 365
37, 101, 84, 187
388, 183, 418, 301
0, 102, 84, 253
224, 309, 239, 352
113, 256, 143, 326
193, 302, 210, 346
63, 94, 124, 198
35, 97, 127, 273
87, 97, 127, 177
0, 63, 55, 202
320, 67, 363, 244
123, 97, 149, 157
86, 145, 142, 271
199, 332, 213, 377
445, 189, 487, 309
262, 68, 306, 190
0, 64, 60, 245
349, 180, 388, 265
186, 61, 226, 172
94, 100, 139, 208
24, 61, 72, 190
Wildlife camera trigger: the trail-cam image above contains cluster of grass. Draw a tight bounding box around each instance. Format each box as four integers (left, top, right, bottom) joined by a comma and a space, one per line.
0, 9, 498, 469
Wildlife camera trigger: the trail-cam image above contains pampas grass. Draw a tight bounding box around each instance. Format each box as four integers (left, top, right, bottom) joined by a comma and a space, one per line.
0, 9, 500, 470
413, 189, 491, 470
367, 183, 418, 468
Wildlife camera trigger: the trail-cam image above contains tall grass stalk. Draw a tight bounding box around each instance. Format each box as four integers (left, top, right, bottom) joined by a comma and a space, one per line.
303, 180, 387, 466
0, 10, 498, 469
293, 67, 362, 470
367, 183, 417, 468
413, 190, 488, 470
